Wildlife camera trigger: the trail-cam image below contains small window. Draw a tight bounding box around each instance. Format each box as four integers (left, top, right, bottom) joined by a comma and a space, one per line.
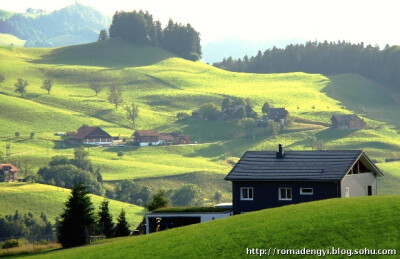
300, 188, 313, 195
345, 187, 350, 198
366, 185, 372, 196
240, 187, 253, 200
279, 188, 292, 200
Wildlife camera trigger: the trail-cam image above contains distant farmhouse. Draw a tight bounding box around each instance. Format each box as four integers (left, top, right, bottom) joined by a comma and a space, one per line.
267, 108, 288, 124
225, 144, 383, 214
331, 114, 366, 130
221, 105, 256, 119
70, 126, 113, 145
0, 164, 19, 182
133, 130, 190, 146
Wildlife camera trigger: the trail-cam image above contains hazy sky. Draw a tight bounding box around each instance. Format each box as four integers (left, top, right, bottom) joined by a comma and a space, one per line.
1, 0, 400, 46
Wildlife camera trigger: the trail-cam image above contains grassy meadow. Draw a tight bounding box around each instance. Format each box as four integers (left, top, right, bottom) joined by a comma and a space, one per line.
22, 195, 400, 258
0, 33, 26, 47
0, 182, 146, 225
0, 38, 400, 215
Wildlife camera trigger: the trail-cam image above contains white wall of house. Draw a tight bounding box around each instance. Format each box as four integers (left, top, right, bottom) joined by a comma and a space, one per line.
145, 211, 232, 234
83, 138, 112, 145
139, 141, 162, 146
340, 172, 377, 197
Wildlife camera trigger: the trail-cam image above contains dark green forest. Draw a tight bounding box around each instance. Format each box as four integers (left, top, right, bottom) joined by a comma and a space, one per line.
108, 10, 201, 60
213, 41, 400, 92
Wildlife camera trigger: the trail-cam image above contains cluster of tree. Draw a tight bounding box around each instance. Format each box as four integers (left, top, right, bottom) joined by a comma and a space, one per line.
161, 184, 205, 207
197, 97, 257, 121
213, 41, 400, 93
36, 147, 104, 196
13, 78, 54, 97
0, 211, 54, 241
107, 180, 151, 206
57, 184, 131, 248
144, 185, 207, 213
108, 10, 201, 60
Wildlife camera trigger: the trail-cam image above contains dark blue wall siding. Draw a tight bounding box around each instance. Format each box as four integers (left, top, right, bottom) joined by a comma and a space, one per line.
233, 181, 339, 214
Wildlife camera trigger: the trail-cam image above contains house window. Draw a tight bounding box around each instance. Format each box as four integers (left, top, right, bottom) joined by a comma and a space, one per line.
345, 187, 350, 198
240, 187, 253, 200
279, 188, 292, 200
366, 185, 372, 196
300, 188, 313, 195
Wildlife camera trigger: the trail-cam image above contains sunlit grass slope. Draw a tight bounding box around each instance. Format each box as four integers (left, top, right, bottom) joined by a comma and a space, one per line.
0, 33, 26, 47
0, 39, 399, 187
0, 182, 146, 225
24, 195, 400, 258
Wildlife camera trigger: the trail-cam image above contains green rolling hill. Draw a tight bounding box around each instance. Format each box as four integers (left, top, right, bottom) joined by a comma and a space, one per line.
0, 33, 26, 47
0, 182, 145, 225
22, 195, 400, 258
0, 38, 400, 214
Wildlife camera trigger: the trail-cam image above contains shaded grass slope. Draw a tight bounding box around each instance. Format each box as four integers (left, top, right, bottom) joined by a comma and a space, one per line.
24, 195, 400, 258
34, 38, 175, 68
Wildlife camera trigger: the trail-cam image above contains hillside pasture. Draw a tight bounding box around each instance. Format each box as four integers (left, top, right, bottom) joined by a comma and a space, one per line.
1, 40, 400, 196
0, 182, 146, 224
22, 195, 400, 258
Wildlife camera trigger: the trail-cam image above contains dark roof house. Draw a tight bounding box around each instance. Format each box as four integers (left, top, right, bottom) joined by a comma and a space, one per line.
225, 144, 383, 214
267, 108, 288, 123
331, 114, 366, 129
0, 164, 19, 182
221, 105, 255, 119
71, 126, 112, 145
133, 130, 161, 146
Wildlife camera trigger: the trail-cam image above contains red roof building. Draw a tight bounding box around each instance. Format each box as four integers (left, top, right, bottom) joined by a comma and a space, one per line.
0, 164, 19, 182
72, 126, 112, 145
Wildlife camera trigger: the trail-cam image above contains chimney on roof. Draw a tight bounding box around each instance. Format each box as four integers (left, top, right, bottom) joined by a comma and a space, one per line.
276, 143, 284, 159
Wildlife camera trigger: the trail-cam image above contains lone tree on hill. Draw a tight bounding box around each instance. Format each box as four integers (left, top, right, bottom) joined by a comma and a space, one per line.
98, 199, 114, 238
98, 29, 109, 41
114, 209, 130, 237
57, 183, 96, 248
146, 189, 168, 211
108, 86, 123, 109
89, 82, 104, 96
125, 103, 139, 127
14, 78, 28, 97
41, 79, 53, 94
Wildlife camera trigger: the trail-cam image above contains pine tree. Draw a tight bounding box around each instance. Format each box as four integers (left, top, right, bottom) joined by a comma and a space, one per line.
114, 209, 130, 237
57, 183, 95, 248
98, 199, 114, 238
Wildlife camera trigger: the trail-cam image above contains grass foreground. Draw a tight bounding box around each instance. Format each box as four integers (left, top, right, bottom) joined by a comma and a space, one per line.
21, 195, 400, 258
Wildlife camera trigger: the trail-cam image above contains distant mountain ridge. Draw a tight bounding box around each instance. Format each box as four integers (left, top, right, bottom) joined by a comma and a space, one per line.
0, 3, 111, 47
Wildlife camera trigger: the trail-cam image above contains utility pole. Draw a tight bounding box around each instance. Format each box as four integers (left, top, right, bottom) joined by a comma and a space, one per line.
6, 141, 10, 157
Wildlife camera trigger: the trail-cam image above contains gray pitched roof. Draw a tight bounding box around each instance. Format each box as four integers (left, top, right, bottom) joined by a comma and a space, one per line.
331, 114, 360, 122
225, 150, 382, 182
